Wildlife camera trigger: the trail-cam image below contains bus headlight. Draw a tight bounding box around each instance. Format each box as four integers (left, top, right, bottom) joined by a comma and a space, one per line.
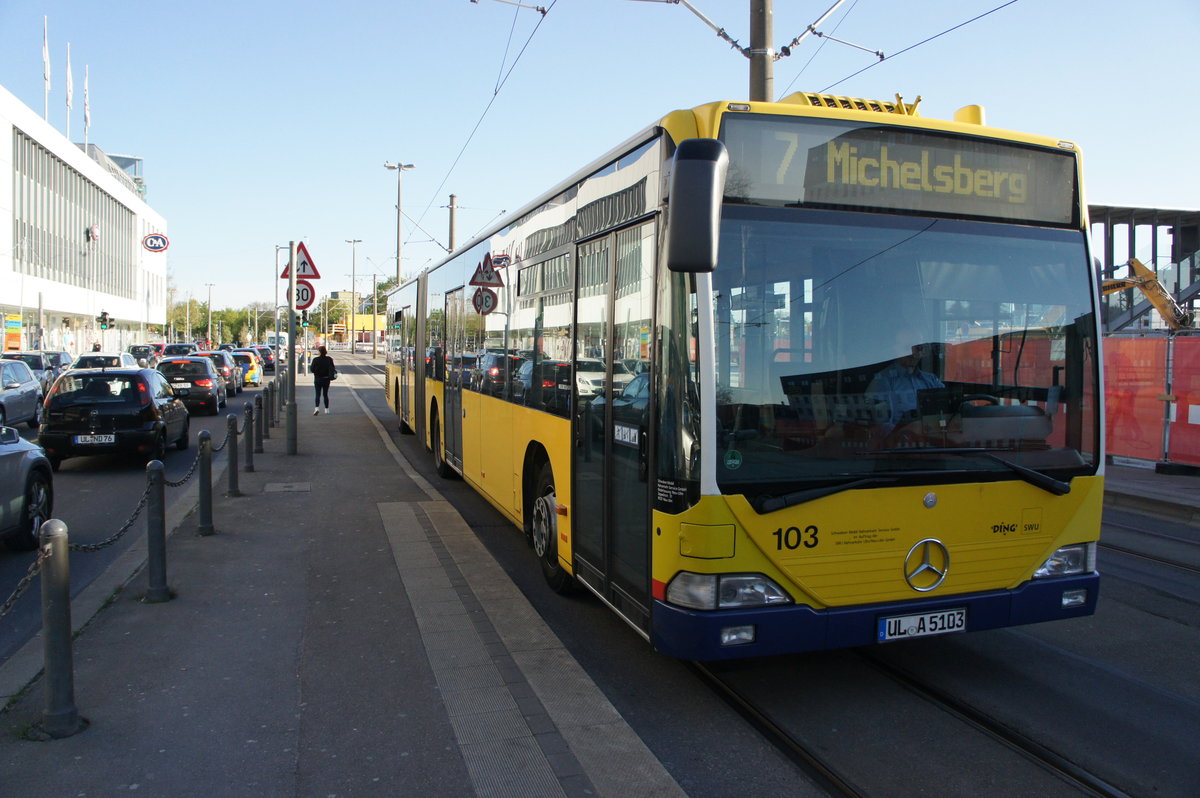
666, 572, 793, 610
1033, 542, 1096, 578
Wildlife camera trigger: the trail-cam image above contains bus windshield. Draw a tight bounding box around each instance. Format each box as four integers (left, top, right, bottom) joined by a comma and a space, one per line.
708, 206, 1098, 498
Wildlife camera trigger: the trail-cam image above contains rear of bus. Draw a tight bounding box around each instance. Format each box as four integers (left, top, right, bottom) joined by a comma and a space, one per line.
650, 95, 1101, 660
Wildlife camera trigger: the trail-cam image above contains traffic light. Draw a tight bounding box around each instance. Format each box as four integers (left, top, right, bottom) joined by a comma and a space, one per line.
97, 311, 110, 330
301, 310, 309, 328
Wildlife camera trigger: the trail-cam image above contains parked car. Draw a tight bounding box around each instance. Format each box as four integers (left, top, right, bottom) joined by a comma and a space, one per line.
38, 368, 190, 470
471, 352, 524, 397
127, 344, 160, 368
513, 358, 572, 414
71, 352, 138, 370
6, 351, 56, 393
156, 357, 227, 415
251, 345, 276, 373
0, 358, 43, 429
231, 349, 263, 387
195, 350, 244, 395
0, 425, 53, 551
162, 343, 198, 357
574, 358, 634, 397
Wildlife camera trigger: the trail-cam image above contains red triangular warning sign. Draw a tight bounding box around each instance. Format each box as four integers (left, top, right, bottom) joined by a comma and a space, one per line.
469, 253, 505, 287
280, 242, 321, 279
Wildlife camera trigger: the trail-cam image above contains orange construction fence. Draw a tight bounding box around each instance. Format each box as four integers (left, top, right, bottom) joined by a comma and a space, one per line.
1104, 335, 1200, 466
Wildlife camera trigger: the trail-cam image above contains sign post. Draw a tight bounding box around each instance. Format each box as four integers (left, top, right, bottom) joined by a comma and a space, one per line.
286, 241, 298, 455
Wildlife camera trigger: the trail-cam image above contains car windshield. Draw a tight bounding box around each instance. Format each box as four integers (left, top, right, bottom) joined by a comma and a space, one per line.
73, 356, 121, 368
129, 346, 153, 357
10, 354, 45, 369
48, 375, 141, 406
158, 361, 210, 377
684, 207, 1099, 499
163, 345, 193, 355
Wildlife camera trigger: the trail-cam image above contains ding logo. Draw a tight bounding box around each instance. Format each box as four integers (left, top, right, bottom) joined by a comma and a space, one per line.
142, 234, 170, 253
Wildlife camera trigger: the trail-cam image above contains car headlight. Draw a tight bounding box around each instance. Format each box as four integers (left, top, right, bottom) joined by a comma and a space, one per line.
666, 572, 793, 610
1033, 542, 1096, 578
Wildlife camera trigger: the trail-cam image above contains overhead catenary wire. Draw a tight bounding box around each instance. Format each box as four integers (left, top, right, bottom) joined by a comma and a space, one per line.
819, 0, 1021, 94
410, 0, 558, 254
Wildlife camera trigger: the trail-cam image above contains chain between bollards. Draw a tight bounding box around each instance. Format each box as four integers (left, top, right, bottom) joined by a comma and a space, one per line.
144, 461, 171, 603
198, 430, 215, 536
37, 519, 88, 739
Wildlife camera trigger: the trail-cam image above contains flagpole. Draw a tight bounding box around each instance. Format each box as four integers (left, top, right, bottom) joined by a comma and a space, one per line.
42, 16, 51, 121
65, 43, 73, 139
84, 65, 90, 148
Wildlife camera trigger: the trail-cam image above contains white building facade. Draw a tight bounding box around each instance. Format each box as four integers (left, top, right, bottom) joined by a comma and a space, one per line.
1, 83, 167, 356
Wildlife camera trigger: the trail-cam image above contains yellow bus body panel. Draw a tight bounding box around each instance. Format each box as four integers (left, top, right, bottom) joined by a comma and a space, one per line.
652, 475, 1103, 608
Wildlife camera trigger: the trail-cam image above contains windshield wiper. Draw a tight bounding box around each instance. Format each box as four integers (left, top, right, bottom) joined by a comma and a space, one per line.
866, 447, 1071, 496
753, 477, 900, 514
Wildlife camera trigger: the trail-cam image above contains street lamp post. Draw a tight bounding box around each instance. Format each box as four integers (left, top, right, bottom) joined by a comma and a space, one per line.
383, 162, 414, 285
205, 283, 215, 347
274, 244, 288, 363
346, 239, 361, 355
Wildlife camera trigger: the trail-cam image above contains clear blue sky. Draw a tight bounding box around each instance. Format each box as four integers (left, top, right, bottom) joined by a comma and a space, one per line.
2, 0, 1197, 311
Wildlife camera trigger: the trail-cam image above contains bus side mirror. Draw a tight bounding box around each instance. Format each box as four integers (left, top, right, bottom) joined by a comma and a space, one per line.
666, 138, 729, 273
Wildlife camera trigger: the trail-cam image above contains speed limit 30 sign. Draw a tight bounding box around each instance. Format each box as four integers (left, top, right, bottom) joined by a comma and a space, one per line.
289, 279, 316, 310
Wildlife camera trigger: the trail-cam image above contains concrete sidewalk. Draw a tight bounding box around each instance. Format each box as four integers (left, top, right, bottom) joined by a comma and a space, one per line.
0, 363, 684, 797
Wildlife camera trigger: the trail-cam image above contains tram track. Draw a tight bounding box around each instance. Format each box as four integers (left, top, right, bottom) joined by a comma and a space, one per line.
689, 661, 868, 798
695, 652, 1137, 798
854, 651, 1134, 798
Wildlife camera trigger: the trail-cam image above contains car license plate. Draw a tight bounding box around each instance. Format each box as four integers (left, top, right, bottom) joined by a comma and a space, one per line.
878, 608, 966, 642
74, 434, 116, 445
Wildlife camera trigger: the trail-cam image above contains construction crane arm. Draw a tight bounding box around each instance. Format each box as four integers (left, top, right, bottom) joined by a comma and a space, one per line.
1101, 258, 1195, 330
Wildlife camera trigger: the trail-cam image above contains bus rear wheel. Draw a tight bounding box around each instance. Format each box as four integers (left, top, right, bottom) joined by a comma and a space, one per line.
431, 409, 454, 479
530, 463, 572, 594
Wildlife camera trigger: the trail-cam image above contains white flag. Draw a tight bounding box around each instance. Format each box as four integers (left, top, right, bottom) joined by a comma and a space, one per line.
42, 17, 50, 90
84, 65, 90, 129
66, 43, 73, 110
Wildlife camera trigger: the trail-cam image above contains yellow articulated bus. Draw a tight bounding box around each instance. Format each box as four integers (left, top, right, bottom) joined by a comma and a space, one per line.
385, 92, 1103, 660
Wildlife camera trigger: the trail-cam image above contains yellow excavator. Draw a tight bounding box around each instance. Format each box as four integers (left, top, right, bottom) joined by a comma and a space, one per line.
1102, 258, 1195, 330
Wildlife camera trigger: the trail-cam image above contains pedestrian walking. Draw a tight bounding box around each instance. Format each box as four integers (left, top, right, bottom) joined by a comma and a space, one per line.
309, 345, 337, 414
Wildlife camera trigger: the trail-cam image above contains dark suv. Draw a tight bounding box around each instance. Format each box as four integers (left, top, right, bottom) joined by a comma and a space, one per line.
471, 352, 524, 397
38, 368, 190, 469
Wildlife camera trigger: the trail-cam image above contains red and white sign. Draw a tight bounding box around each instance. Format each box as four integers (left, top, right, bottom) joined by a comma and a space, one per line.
289, 279, 316, 310
472, 287, 498, 315
280, 242, 321, 279
142, 233, 169, 252
469, 253, 505, 287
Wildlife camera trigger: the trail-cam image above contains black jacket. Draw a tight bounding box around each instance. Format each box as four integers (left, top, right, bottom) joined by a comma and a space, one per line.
310, 354, 336, 379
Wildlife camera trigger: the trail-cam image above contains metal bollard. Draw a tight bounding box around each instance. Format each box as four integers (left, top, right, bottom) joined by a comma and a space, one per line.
144, 461, 171, 603
227, 413, 241, 497
254, 395, 265, 451
244, 402, 255, 472
262, 382, 273, 434
198, 430, 214, 535
38, 519, 88, 738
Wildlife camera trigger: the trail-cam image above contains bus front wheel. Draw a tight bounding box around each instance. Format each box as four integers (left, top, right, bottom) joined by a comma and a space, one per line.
530, 463, 572, 594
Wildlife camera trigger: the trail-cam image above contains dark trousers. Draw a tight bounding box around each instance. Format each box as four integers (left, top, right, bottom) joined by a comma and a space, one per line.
314, 377, 331, 408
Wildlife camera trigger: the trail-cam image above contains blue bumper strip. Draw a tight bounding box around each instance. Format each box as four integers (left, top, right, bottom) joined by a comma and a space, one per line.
650, 573, 1099, 661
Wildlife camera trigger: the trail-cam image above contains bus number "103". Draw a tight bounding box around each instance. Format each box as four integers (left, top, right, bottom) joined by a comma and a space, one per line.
772, 525, 819, 550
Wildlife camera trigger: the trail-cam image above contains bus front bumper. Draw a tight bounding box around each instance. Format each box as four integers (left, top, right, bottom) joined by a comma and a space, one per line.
650, 573, 1099, 661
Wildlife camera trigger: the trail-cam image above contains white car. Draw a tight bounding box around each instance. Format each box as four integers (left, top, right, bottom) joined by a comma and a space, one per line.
574, 358, 634, 397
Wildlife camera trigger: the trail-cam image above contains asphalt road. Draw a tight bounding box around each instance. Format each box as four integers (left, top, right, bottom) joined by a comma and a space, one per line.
0, 384, 266, 663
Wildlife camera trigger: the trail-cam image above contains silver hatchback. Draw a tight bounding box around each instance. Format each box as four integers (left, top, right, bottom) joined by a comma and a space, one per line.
0, 359, 43, 429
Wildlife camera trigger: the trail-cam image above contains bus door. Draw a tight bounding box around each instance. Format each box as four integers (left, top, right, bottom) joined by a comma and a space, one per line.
443, 287, 466, 470
397, 306, 411, 423
572, 223, 655, 631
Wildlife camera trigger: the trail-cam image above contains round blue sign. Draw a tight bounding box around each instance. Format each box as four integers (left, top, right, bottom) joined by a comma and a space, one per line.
142, 233, 170, 252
